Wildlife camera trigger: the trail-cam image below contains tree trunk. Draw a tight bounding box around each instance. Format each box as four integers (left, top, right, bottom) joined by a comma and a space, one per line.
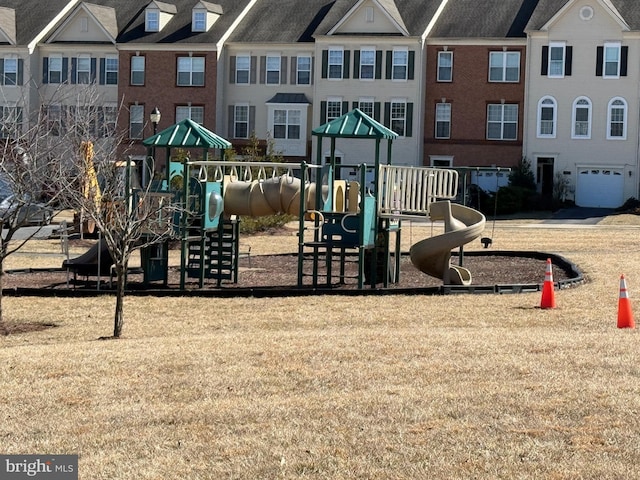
113, 262, 127, 338
0, 256, 5, 335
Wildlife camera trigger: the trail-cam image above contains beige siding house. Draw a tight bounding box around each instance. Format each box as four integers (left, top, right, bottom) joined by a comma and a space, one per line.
311, 0, 447, 173
524, 0, 640, 207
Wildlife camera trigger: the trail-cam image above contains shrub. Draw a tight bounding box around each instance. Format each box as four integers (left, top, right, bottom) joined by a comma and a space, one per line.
239, 213, 296, 234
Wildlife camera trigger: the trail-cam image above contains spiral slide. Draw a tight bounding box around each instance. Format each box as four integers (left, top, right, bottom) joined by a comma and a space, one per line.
409, 200, 486, 285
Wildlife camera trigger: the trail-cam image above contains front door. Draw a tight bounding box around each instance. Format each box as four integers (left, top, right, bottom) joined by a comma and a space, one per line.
537, 157, 554, 196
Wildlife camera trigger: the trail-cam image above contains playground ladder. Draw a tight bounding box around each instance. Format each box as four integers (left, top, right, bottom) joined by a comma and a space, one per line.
186, 220, 240, 286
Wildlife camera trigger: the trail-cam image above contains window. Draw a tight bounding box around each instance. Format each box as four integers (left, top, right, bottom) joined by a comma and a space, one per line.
101, 104, 117, 137
437, 51, 452, 82
129, 105, 143, 139
572, 97, 591, 139
489, 51, 520, 82
537, 97, 556, 138
327, 98, 342, 122
46, 105, 62, 136
435, 103, 451, 139
297, 56, 311, 85
360, 48, 375, 80
0, 106, 22, 138
3, 58, 17, 86
390, 101, 407, 136
392, 48, 408, 80
105, 56, 118, 85
487, 104, 518, 140
328, 48, 343, 79
596, 43, 627, 78
193, 11, 206, 31
131, 56, 145, 85
176, 106, 204, 124
604, 42, 621, 77
234, 105, 249, 138
177, 56, 205, 86
357, 97, 374, 118
76, 55, 91, 84
607, 97, 627, 140
48, 55, 63, 84
266, 55, 280, 85
273, 109, 300, 140
146, 9, 159, 32
548, 42, 565, 77
236, 55, 250, 84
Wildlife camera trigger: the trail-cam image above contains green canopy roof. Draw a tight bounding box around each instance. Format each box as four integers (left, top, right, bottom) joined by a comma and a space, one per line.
143, 119, 232, 149
312, 108, 398, 139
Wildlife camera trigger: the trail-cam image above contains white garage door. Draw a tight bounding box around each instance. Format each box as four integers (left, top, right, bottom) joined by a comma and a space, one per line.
575, 168, 624, 208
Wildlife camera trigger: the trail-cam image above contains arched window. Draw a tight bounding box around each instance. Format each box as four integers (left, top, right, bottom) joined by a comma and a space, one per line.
607, 97, 627, 140
572, 97, 592, 139
537, 96, 556, 138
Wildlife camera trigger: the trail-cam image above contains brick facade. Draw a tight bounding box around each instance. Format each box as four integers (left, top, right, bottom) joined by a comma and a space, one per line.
118, 50, 218, 159
424, 44, 525, 168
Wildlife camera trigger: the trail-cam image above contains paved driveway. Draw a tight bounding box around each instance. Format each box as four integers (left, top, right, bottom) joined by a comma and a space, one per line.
543, 207, 615, 225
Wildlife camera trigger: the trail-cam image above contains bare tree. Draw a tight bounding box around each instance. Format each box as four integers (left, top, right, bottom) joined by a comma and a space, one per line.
0, 107, 68, 334
55, 96, 180, 338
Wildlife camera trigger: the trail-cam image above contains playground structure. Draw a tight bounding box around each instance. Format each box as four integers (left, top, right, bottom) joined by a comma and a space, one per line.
64, 113, 487, 290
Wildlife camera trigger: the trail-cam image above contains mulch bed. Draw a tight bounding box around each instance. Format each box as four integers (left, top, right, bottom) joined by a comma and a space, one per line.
4, 250, 578, 293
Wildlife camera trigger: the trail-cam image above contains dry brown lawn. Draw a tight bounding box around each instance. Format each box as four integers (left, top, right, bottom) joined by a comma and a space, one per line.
2, 215, 640, 478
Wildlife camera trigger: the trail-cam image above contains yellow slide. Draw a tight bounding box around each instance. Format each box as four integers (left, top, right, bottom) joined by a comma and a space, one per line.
409, 200, 486, 285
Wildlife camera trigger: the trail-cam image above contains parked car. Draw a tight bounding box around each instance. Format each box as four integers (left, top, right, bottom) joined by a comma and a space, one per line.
0, 194, 53, 226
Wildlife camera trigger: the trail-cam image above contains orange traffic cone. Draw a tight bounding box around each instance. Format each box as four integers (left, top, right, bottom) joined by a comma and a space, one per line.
540, 258, 556, 309
617, 275, 635, 329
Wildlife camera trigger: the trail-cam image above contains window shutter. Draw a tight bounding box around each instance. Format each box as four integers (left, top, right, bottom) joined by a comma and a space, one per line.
62, 57, 68, 83
43, 57, 49, 84
375, 50, 382, 79
320, 101, 327, 124
281, 56, 287, 84
408, 51, 415, 80
342, 101, 349, 116
565, 46, 572, 76
621, 46, 628, 76
17, 59, 23, 85
290, 56, 297, 84
71, 58, 77, 84
353, 50, 360, 79
228, 105, 234, 138
352, 101, 358, 110
99, 58, 106, 85
91, 58, 97, 83
541, 46, 548, 75
406, 103, 413, 137
343, 50, 350, 79
311, 57, 315, 84
249, 106, 256, 136
250, 56, 257, 84
321, 50, 328, 78
595, 46, 603, 76
0, 59, 4, 85
385, 51, 392, 79
374, 102, 381, 121
259, 56, 266, 84
229, 56, 236, 84
384, 102, 391, 126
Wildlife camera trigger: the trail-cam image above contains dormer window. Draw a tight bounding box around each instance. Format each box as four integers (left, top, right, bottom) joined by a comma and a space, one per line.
193, 11, 206, 32
191, 2, 222, 33
146, 9, 159, 32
